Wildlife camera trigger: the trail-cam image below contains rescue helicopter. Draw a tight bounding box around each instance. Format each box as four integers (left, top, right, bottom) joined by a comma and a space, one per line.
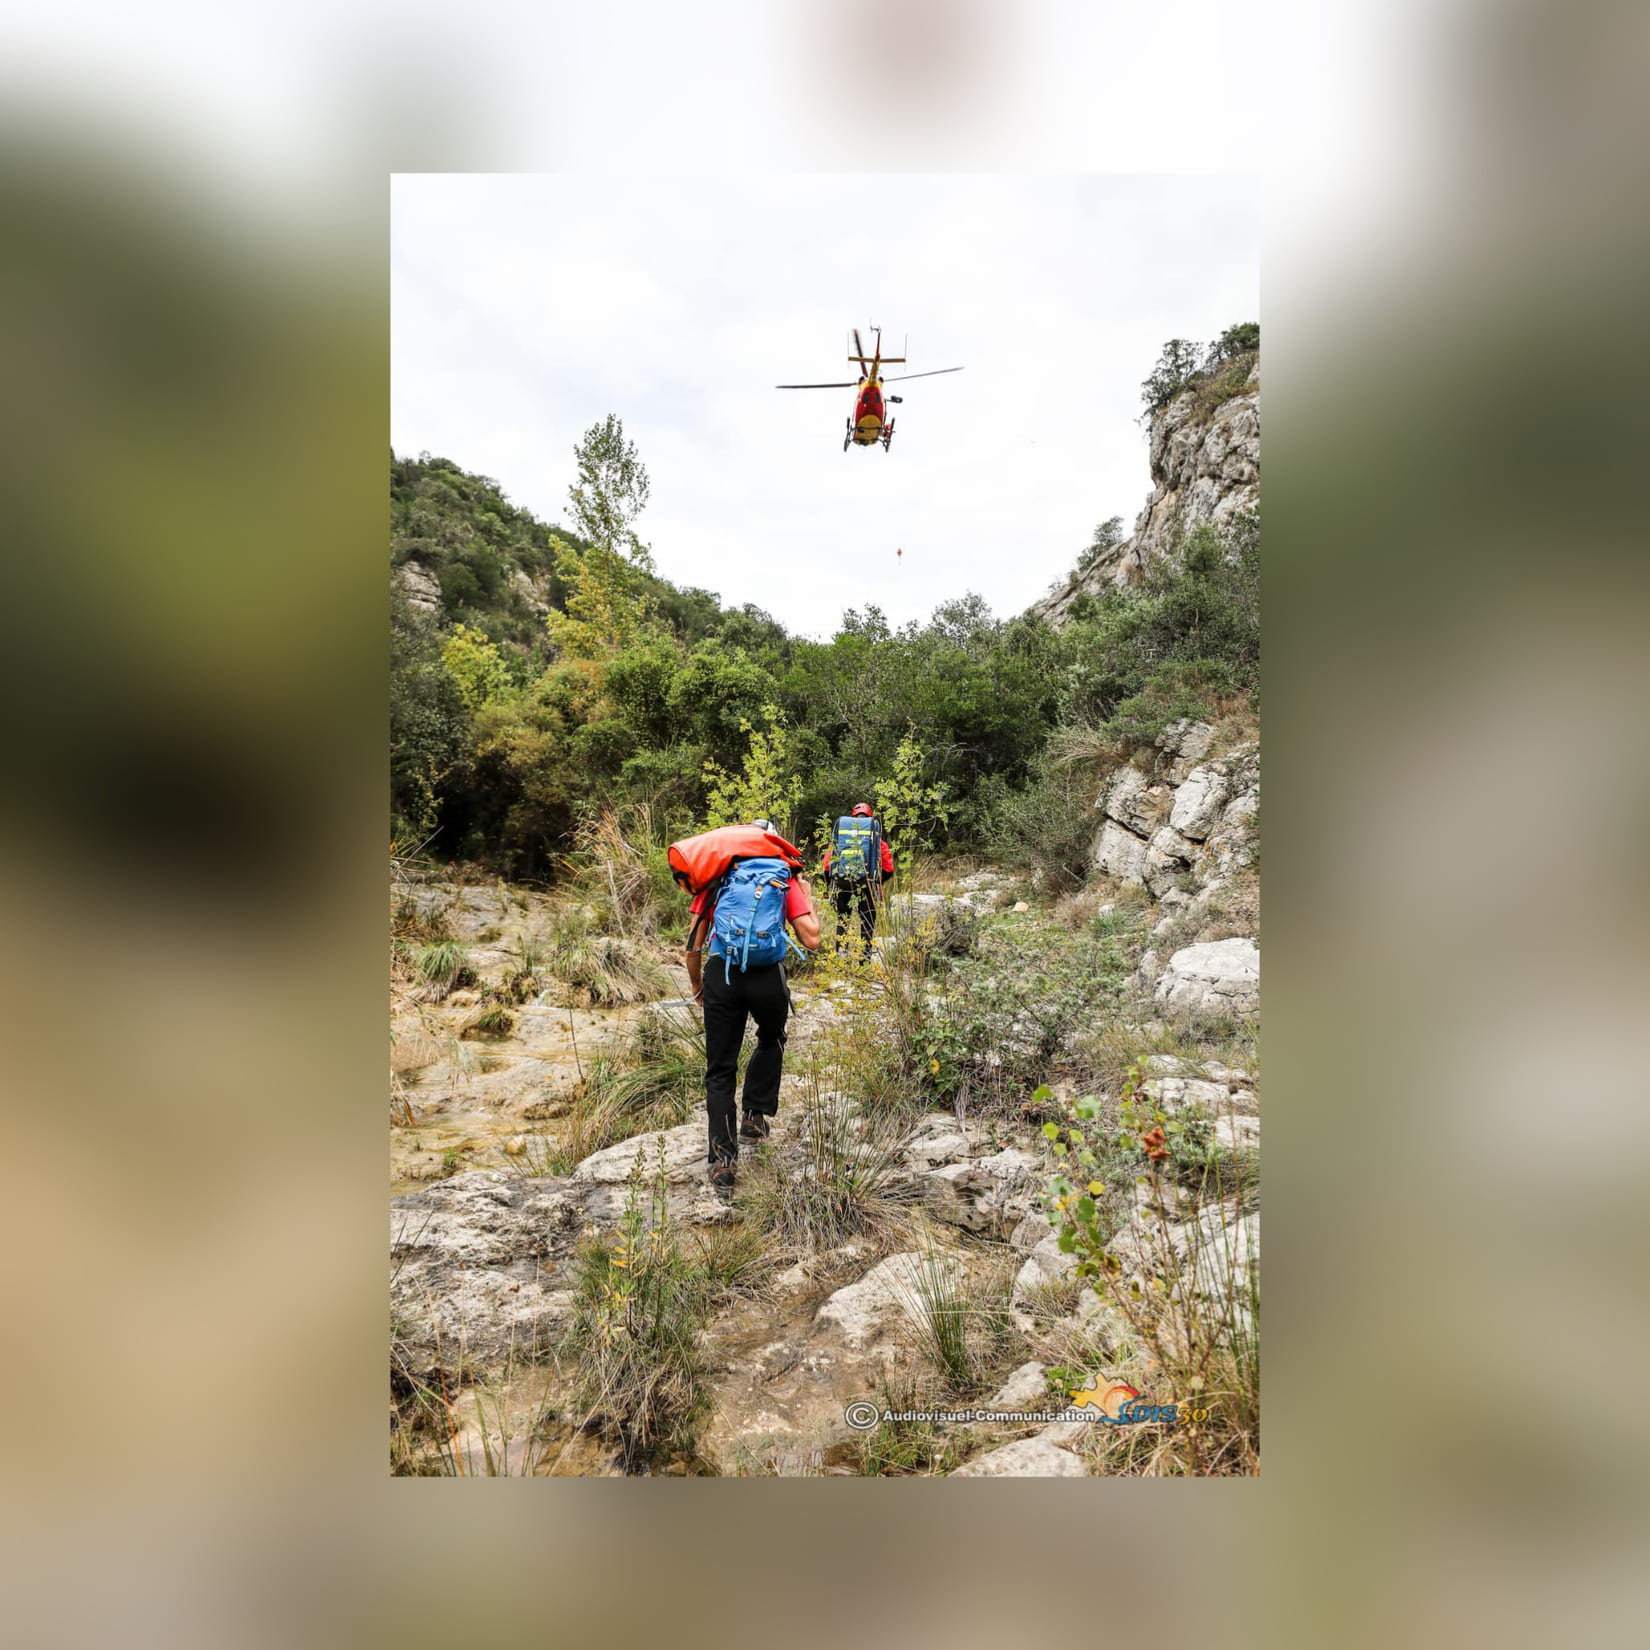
777, 326, 963, 451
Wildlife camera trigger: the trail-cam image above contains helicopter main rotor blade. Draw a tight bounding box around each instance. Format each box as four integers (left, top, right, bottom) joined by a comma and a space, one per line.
852, 327, 865, 363
880, 366, 965, 383
776, 380, 860, 389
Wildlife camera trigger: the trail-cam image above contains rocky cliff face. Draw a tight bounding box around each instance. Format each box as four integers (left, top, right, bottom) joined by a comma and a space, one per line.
1034, 358, 1259, 628
1081, 715, 1260, 1010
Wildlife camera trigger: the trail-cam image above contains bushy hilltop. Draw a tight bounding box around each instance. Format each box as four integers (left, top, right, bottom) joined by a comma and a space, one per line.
392, 452, 743, 659
1034, 325, 1259, 629
390, 329, 1257, 883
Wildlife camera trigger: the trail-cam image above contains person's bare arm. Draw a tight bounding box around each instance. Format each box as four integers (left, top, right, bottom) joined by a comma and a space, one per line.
685, 910, 707, 1001
791, 877, 822, 952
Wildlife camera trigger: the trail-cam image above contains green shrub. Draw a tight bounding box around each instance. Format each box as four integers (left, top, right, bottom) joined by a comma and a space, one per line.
542, 908, 669, 1005
907, 919, 1132, 1112
413, 940, 475, 996
900, 1246, 1017, 1393
985, 745, 1100, 896
563, 1151, 713, 1467
738, 1079, 918, 1253
460, 1003, 515, 1038
1039, 1065, 1260, 1474
854, 1373, 973, 1477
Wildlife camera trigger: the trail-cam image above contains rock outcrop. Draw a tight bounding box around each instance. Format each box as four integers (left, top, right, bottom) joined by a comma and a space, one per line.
395, 559, 442, 614
391, 1172, 582, 1389
1090, 723, 1258, 901
1034, 358, 1259, 628
1153, 937, 1260, 1019
919, 1146, 1041, 1238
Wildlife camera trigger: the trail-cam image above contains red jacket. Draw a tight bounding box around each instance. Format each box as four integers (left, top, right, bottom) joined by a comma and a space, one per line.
823, 836, 895, 881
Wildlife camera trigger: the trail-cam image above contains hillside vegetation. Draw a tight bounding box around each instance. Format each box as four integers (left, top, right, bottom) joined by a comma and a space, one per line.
392, 362, 1258, 887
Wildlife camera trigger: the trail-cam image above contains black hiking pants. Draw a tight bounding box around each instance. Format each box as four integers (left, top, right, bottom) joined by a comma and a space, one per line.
702, 958, 789, 1166
832, 881, 879, 956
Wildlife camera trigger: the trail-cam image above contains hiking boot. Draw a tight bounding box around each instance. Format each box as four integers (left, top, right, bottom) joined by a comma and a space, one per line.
739, 1113, 771, 1144
709, 1159, 737, 1192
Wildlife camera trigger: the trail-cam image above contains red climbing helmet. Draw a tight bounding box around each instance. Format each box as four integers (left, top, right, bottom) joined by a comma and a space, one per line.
851, 802, 874, 817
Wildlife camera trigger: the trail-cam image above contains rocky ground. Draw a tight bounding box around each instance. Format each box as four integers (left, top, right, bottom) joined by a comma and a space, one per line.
389, 786, 1260, 1475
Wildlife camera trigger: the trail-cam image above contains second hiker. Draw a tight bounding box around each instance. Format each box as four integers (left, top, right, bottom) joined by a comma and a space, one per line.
823, 802, 896, 958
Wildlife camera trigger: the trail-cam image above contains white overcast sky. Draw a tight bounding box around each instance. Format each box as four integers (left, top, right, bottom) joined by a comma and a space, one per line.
392, 173, 1258, 639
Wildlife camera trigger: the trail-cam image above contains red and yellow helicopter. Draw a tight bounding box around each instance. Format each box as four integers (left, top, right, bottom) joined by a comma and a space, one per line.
777, 326, 963, 451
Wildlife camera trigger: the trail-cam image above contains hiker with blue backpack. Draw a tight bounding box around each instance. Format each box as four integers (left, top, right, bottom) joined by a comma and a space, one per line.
672, 820, 821, 1192
822, 803, 896, 958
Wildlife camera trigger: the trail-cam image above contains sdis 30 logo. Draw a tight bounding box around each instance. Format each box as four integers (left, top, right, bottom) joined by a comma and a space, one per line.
1068, 1378, 1210, 1425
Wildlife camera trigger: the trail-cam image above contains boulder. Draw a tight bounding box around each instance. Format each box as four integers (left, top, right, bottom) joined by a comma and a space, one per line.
509, 567, 549, 613
395, 558, 442, 613
1102, 767, 1171, 836
813, 1251, 965, 1352
920, 1147, 1040, 1237
392, 1171, 576, 1270
950, 1434, 1086, 1477
1092, 820, 1150, 885
572, 1121, 707, 1185
1106, 1199, 1258, 1328
1169, 765, 1232, 841
1142, 1075, 1231, 1116
901, 1113, 972, 1171
1009, 1211, 1053, 1252
977, 1361, 1052, 1415
1213, 1115, 1261, 1152
1011, 1232, 1079, 1328
1176, 1208, 1260, 1316
1156, 719, 1216, 781
1224, 786, 1259, 828
1153, 938, 1259, 1019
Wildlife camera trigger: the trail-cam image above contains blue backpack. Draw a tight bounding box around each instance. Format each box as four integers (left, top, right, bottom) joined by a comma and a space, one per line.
832, 815, 881, 884
707, 857, 803, 980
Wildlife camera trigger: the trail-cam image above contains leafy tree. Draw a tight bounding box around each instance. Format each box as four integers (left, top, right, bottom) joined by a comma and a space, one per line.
873, 732, 952, 879
567, 412, 654, 572
605, 634, 686, 748
1209, 320, 1259, 362
442, 660, 616, 877
548, 416, 658, 658
1140, 338, 1206, 413
701, 704, 804, 839
1074, 516, 1125, 580
390, 588, 469, 838
668, 639, 779, 769
440, 623, 514, 712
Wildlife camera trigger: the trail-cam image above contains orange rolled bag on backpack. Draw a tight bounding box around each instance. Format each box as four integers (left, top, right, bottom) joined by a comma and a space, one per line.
668, 823, 804, 895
